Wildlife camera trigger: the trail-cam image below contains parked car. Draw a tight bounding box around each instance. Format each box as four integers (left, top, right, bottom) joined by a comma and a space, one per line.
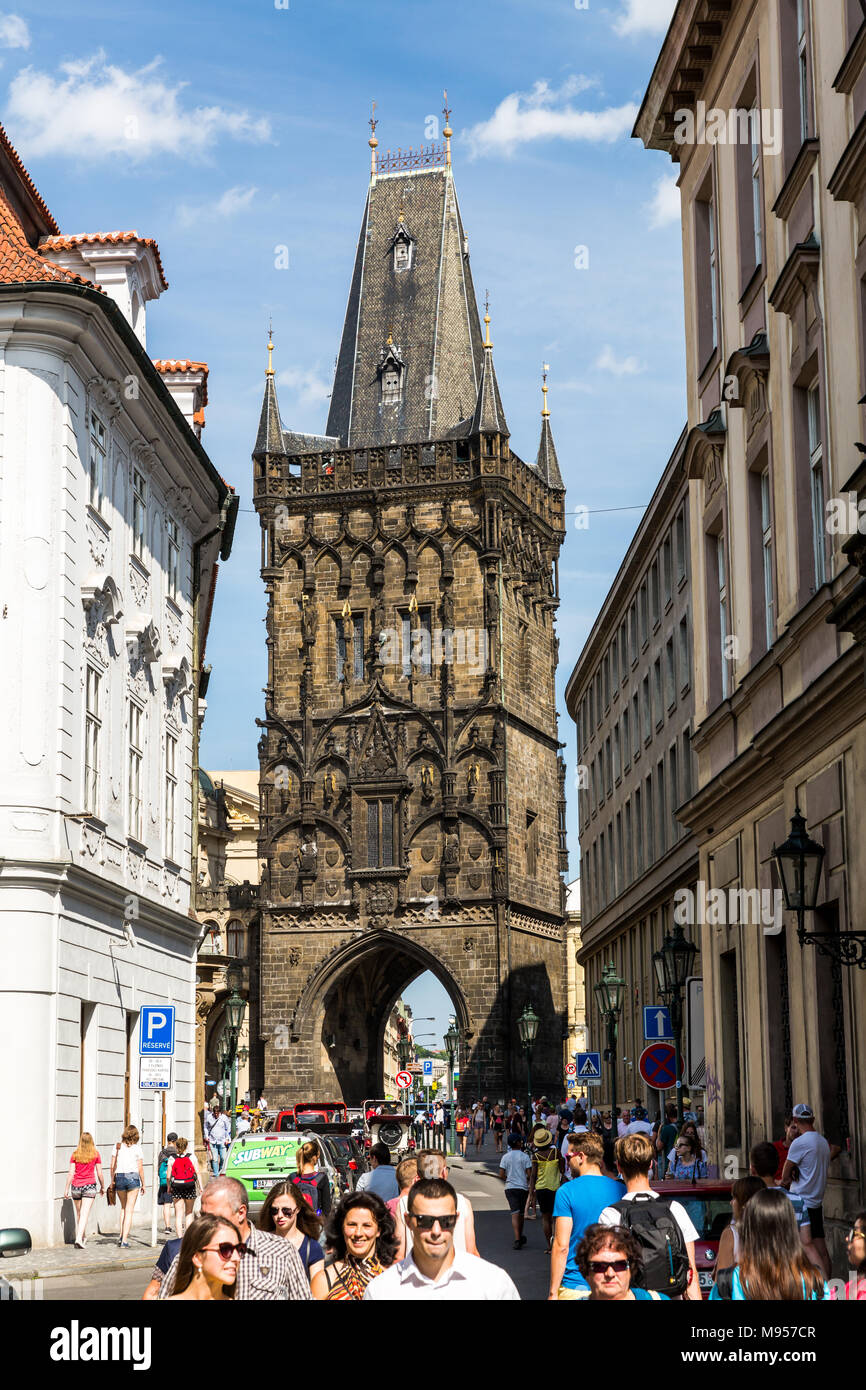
650, 1178, 733, 1296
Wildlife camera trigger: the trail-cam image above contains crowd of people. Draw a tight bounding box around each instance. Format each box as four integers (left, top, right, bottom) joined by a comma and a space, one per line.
60, 1089, 863, 1302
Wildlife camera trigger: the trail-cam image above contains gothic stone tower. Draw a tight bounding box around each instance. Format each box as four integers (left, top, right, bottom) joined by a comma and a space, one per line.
252, 118, 568, 1104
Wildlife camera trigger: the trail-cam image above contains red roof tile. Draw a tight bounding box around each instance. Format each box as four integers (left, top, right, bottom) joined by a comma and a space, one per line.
0, 124, 60, 235
39, 231, 169, 290
0, 183, 94, 288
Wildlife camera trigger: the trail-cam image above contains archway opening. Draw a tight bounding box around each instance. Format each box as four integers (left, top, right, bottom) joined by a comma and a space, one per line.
313, 937, 466, 1106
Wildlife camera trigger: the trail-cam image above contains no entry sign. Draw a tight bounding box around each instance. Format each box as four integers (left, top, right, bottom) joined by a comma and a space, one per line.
638, 1043, 683, 1090
395, 1071, 413, 1089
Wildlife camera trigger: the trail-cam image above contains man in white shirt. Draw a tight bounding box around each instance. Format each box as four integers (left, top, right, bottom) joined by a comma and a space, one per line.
598, 1133, 702, 1300
364, 1179, 519, 1301
626, 1117, 654, 1137
782, 1103, 839, 1278
616, 1110, 630, 1139
203, 1104, 232, 1175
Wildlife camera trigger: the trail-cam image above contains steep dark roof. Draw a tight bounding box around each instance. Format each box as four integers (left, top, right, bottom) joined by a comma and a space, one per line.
283, 430, 340, 453
325, 166, 485, 446
253, 371, 285, 460
536, 414, 564, 490
469, 342, 508, 437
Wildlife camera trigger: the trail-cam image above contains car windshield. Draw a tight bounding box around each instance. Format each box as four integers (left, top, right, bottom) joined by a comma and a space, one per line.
675, 1197, 732, 1239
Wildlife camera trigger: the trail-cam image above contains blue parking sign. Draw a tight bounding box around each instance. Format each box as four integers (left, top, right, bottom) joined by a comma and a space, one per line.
140, 1005, 175, 1055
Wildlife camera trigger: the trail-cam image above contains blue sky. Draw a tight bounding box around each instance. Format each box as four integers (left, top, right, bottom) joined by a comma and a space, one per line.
3, 0, 684, 1045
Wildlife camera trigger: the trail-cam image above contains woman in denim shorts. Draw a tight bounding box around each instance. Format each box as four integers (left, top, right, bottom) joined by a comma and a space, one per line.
63, 1132, 104, 1248
111, 1125, 146, 1247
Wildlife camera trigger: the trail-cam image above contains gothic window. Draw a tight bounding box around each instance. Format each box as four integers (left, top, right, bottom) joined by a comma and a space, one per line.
400, 607, 432, 677
525, 810, 539, 878
336, 616, 364, 682
394, 236, 413, 272
366, 798, 395, 868
382, 366, 402, 406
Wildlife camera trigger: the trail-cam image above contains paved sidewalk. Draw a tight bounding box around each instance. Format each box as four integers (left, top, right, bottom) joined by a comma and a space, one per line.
2, 1230, 170, 1282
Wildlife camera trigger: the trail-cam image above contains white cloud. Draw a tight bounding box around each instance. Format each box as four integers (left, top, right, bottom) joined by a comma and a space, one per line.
5, 51, 270, 161
275, 367, 332, 414
465, 77, 637, 157
646, 173, 680, 229
0, 13, 29, 48
596, 345, 646, 376
613, 0, 677, 37
178, 184, 258, 227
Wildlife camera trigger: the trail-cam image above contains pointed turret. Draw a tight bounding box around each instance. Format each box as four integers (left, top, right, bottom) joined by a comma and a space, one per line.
253, 330, 285, 460
535, 364, 564, 490
469, 299, 509, 438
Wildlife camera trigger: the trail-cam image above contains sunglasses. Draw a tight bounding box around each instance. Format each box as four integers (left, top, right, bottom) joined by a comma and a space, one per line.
409, 1212, 458, 1231
271, 1206, 298, 1218
203, 1241, 247, 1261
588, 1259, 630, 1275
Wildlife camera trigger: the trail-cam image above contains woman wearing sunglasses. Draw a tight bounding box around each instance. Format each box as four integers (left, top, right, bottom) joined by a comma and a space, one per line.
668, 1133, 708, 1180
259, 1180, 325, 1284
164, 1213, 243, 1301
311, 1191, 398, 1300
575, 1224, 668, 1301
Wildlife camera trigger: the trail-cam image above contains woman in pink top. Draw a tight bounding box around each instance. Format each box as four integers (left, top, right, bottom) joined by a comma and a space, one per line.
63, 1132, 104, 1248
846, 1213, 866, 1301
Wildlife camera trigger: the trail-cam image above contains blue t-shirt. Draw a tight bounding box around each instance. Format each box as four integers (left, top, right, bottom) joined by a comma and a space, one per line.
298, 1234, 325, 1273
156, 1237, 182, 1276
552, 1174, 626, 1289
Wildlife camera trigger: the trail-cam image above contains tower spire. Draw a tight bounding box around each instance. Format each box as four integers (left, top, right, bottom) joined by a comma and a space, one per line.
369, 100, 379, 177
535, 362, 564, 490
253, 324, 285, 460
470, 290, 508, 438
443, 90, 453, 167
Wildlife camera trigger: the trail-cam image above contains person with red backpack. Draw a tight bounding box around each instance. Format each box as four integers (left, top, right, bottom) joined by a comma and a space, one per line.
291, 1140, 332, 1218
167, 1137, 201, 1237
597, 1133, 702, 1300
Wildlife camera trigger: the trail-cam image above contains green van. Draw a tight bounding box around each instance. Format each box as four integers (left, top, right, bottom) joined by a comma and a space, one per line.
224, 1131, 341, 1214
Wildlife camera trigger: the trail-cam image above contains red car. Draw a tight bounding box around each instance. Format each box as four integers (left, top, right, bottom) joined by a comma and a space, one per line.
650, 1178, 733, 1297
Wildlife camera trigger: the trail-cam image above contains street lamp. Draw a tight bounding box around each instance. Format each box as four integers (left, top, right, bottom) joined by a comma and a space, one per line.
517, 1004, 540, 1129
653, 926, 698, 1126
772, 807, 863, 965
593, 963, 625, 1138
222, 981, 247, 1140
444, 1021, 460, 1154
215, 1029, 230, 1107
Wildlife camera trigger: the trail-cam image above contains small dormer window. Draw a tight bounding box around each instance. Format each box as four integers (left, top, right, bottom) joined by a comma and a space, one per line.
382, 366, 402, 405
394, 236, 412, 272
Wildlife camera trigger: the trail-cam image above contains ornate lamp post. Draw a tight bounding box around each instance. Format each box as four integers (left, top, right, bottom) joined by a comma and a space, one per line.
594, 963, 625, 1137
517, 1004, 540, 1129
771, 807, 863, 964
444, 1021, 460, 1154
224, 973, 247, 1141
215, 1030, 230, 1113
653, 926, 698, 1126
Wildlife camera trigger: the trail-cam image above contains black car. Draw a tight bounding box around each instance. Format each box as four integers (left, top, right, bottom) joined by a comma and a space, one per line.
321, 1132, 369, 1193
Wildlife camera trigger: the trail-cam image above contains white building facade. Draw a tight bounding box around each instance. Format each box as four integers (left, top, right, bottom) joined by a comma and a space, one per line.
0, 129, 236, 1245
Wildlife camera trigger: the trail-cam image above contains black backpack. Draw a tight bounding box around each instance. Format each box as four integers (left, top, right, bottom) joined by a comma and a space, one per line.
609, 1193, 690, 1297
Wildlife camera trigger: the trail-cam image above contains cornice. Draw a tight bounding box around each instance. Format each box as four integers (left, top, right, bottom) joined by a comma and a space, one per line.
828, 111, 866, 205
767, 235, 821, 319
772, 139, 820, 221
833, 22, 866, 96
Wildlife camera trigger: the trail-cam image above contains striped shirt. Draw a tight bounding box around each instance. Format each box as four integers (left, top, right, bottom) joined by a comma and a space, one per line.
158, 1224, 310, 1301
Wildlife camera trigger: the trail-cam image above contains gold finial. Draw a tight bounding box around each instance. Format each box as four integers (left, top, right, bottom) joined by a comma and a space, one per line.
369, 100, 379, 176
541, 361, 550, 417
386, 326, 393, 346
483, 289, 492, 348
341, 598, 352, 621
408, 593, 418, 615
443, 89, 453, 167
266, 320, 274, 377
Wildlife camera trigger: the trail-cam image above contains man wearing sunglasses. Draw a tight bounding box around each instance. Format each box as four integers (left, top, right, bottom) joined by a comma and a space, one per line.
363, 1179, 519, 1300
151, 1176, 311, 1301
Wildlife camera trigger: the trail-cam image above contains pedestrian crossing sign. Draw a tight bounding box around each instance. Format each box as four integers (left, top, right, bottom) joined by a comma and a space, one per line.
575, 1052, 602, 1085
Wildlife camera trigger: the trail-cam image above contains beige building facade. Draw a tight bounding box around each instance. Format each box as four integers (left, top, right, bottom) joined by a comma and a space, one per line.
566, 434, 700, 1116
563, 880, 587, 1095
635, 0, 866, 1255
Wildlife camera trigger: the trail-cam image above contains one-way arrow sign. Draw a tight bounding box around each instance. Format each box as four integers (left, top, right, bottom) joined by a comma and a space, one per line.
576, 1051, 601, 1080
643, 1005, 673, 1041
